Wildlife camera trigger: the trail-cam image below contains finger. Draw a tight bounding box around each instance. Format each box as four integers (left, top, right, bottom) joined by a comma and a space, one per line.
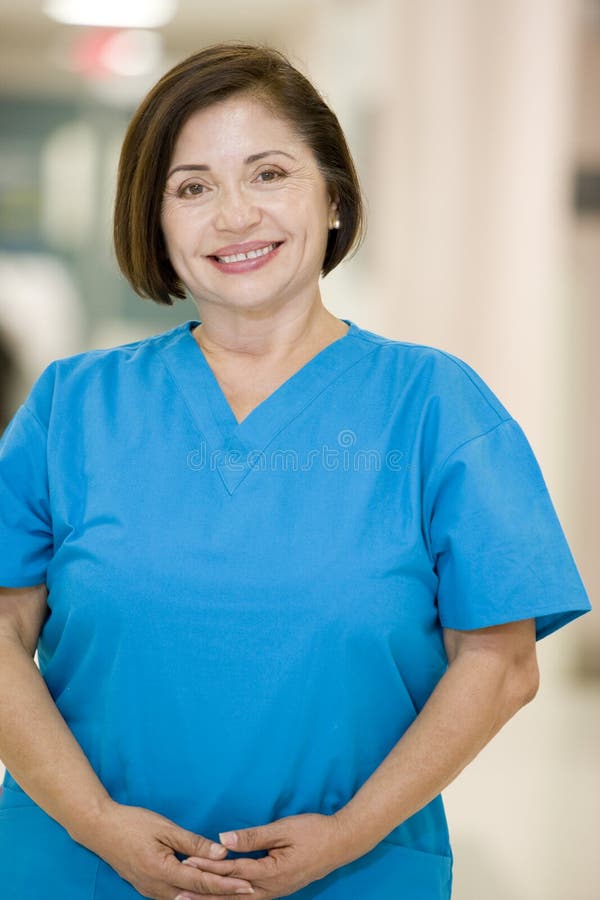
219, 824, 287, 853
173, 861, 255, 896
174, 890, 256, 900
182, 854, 274, 882
174, 894, 255, 900
157, 851, 251, 895
173, 890, 256, 900
167, 825, 228, 861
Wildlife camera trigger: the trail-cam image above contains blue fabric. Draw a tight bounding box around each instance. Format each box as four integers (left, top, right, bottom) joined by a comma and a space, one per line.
0, 318, 591, 898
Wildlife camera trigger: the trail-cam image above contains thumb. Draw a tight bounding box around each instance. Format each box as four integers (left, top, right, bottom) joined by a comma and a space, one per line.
169, 824, 228, 860
218, 822, 288, 852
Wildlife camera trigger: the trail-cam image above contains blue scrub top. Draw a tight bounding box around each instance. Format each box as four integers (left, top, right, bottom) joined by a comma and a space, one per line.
0, 318, 591, 899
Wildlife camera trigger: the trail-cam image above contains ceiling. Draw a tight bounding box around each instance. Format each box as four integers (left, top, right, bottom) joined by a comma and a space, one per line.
0, 0, 319, 98
1, 0, 598, 103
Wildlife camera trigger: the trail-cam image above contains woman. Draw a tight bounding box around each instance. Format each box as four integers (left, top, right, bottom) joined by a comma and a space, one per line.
0, 42, 592, 900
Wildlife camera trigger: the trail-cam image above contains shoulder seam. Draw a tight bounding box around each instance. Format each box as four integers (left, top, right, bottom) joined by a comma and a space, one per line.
375, 341, 507, 423
22, 403, 48, 435
431, 349, 507, 422
432, 416, 514, 488
348, 331, 394, 347
52, 325, 180, 368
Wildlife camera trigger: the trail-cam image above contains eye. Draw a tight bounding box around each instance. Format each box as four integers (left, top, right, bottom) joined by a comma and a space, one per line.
177, 182, 206, 198
256, 169, 285, 183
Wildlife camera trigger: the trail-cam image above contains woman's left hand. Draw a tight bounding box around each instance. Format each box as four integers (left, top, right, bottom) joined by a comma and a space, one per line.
180, 813, 351, 899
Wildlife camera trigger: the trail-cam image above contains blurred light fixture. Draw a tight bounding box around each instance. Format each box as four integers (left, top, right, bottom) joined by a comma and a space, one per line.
47, 26, 166, 105
99, 30, 163, 77
68, 28, 163, 79
42, 0, 177, 29
71, 29, 163, 77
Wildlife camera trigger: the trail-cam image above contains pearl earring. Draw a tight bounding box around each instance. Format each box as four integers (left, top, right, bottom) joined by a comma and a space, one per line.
330, 215, 341, 230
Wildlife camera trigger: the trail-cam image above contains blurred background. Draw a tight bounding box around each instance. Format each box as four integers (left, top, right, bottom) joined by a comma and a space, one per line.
0, 0, 598, 897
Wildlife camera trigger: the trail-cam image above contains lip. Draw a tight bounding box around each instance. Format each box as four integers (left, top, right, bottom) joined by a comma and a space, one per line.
209, 240, 284, 257
208, 241, 283, 275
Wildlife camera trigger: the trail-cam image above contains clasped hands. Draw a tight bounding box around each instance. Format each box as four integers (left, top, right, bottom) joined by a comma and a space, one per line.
179, 811, 349, 900
88, 802, 354, 900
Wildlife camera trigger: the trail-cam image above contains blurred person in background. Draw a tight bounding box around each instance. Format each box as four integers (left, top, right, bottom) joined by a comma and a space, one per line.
0, 252, 86, 429
0, 323, 18, 434
0, 42, 592, 900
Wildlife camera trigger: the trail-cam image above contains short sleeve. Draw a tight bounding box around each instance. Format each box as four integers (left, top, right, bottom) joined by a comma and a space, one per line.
0, 398, 54, 589
428, 417, 592, 641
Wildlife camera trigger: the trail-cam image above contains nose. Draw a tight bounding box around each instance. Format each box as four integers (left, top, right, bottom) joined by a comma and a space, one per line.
214, 184, 261, 232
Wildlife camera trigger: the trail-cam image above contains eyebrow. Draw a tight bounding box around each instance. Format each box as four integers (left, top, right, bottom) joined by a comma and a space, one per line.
166, 150, 296, 179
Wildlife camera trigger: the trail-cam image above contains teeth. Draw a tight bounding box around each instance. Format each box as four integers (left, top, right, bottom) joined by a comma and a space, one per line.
217, 243, 278, 263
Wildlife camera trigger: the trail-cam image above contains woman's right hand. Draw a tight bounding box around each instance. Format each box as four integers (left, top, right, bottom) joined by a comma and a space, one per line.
85, 800, 255, 899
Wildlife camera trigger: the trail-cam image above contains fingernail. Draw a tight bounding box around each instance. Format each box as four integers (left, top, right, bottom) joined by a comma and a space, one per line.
209, 842, 227, 858
235, 890, 255, 895
219, 830, 238, 847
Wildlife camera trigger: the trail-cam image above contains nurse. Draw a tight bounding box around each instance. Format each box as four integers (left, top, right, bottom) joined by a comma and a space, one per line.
0, 42, 592, 900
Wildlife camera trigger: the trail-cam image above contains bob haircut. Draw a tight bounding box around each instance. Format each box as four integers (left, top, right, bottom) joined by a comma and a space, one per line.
113, 42, 367, 306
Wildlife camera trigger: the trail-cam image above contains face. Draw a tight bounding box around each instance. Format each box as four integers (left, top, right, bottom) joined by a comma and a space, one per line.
160, 94, 338, 316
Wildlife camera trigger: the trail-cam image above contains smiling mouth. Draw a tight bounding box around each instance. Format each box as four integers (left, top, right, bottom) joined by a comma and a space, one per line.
211, 242, 283, 264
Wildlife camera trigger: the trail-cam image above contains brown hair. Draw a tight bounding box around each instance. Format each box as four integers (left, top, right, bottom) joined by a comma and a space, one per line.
113, 41, 367, 306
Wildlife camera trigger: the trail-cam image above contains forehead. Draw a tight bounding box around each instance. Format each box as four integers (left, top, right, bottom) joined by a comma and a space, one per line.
170, 95, 305, 162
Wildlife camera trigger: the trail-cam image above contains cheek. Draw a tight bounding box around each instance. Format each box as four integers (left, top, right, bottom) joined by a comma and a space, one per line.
279, 193, 328, 232
159, 210, 175, 251
160, 209, 201, 256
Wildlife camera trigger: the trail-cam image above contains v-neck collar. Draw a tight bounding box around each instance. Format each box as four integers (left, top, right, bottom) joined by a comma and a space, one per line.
158, 318, 375, 494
